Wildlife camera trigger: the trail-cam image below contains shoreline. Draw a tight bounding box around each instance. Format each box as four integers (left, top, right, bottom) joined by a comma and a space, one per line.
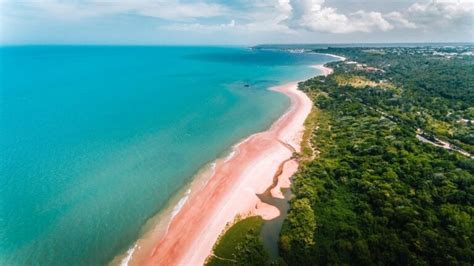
117, 80, 312, 266
113, 57, 342, 266
312, 52, 346, 62
311, 64, 334, 76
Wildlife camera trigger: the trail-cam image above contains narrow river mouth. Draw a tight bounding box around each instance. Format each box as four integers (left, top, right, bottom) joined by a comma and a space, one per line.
257, 183, 293, 259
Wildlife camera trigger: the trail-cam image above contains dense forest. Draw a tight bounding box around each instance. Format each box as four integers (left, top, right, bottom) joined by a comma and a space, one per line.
317, 46, 474, 153
207, 46, 474, 265
280, 46, 474, 265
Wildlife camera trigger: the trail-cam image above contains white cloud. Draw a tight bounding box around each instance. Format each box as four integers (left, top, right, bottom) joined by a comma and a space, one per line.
162, 0, 295, 34
165, 19, 236, 31
176, 0, 397, 35
18, 0, 228, 21
385, 12, 417, 29
10, 0, 473, 33
136, 1, 227, 20
286, 0, 393, 33
282, 0, 473, 34
3, 0, 473, 42
407, 0, 474, 28
163, 18, 294, 34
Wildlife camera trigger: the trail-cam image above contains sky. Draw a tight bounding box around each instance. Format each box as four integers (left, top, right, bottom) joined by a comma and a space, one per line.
0, 0, 473, 45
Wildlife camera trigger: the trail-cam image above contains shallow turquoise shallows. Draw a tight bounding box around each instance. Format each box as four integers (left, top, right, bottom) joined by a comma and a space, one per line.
0, 46, 333, 265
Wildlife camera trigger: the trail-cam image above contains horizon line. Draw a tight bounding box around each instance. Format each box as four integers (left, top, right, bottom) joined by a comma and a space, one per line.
1, 41, 473, 48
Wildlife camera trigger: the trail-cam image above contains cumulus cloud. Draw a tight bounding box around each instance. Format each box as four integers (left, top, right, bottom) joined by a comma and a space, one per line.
385, 12, 417, 29
3, 0, 473, 39
282, 0, 473, 34
286, 0, 393, 33
407, 0, 474, 28
158, 0, 473, 36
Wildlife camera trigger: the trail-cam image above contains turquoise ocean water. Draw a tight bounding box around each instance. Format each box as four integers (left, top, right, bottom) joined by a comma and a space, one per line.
0, 46, 333, 265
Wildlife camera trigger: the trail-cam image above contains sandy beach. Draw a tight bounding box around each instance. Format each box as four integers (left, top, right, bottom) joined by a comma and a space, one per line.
111, 60, 342, 266
118, 80, 312, 266
311, 64, 334, 76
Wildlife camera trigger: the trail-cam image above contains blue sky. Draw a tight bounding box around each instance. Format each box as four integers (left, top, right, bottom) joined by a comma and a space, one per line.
1, 0, 473, 45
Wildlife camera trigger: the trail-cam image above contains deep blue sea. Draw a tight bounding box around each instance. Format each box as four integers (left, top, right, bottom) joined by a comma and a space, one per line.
0, 46, 334, 265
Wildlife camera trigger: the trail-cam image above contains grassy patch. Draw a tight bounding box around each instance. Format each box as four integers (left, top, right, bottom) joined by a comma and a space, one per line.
301, 107, 318, 159
335, 74, 377, 88
335, 74, 395, 90
206, 216, 266, 266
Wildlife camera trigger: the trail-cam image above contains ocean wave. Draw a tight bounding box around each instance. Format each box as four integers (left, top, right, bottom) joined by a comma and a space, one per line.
223, 150, 236, 163
163, 189, 192, 235
198, 162, 217, 189
119, 243, 138, 266
171, 189, 191, 220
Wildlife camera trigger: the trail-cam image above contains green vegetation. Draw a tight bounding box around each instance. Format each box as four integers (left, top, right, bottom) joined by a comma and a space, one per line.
333, 74, 392, 89
206, 216, 269, 266
279, 46, 474, 265
320, 46, 474, 153
217, 45, 474, 265
301, 107, 319, 159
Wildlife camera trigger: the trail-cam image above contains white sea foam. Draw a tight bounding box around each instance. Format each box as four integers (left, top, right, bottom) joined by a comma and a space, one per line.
164, 189, 192, 234
119, 243, 138, 266
198, 162, 217, 189
206, 162, 217, 181
223, 150, 236, 163
209, 161, 217, 173
171, 189, 191, 219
